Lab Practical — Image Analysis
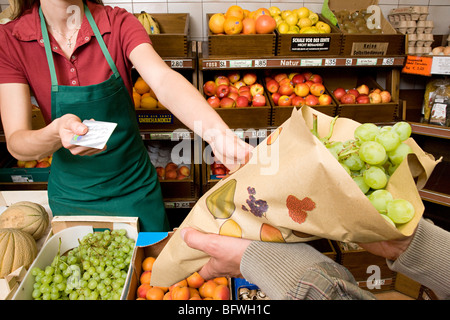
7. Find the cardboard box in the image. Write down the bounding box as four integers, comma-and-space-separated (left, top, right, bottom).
12, 216, 139, 300
322, 0, 405, 56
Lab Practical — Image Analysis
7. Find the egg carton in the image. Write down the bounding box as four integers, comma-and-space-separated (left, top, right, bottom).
388, 6, 429, 22
407, 46, 432, 55
407, 33, 434, 48
392, 20, 434, 35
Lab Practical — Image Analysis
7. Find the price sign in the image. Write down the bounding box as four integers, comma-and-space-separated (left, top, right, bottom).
402, 55, 432, 76
170, 60, 184, 68
430, 56, 450, 75
254, 59, 267, 68
229, 60, 253, 68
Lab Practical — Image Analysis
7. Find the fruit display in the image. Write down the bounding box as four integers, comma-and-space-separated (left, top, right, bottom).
0, 201, 49, 240
265, 70, 332, 107
136, 255, 230, 300
332, 85, 392, 105
268, 6, 331, 34
203, 71, 267, 108
15, 155, 52, 169
333, 9, 382, 34
210, 161, 230, 178
137, 11, 160, 35
0, 228, 38, 278
312, 116, 415, 227
29, 229, 134, 300
133, 77, 166, 109
147, 141, 191, 180
208, 5, 276, 35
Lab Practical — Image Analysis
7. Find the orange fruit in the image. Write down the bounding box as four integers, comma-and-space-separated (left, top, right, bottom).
140, 271, 152, 285
255, 15, 277, 34
134, 79, 150, 95
199, 280, 217, 299
254, 8, 271, 21
226, 5, 244, 21
133, 91, 141, 108
142, 256, 156, 272
209, 13, 226, 34
140, 96, 158, 109
223, 16, 243, 35
242, 17, 256, 34
146, 287, 165, 300
213, 277, 228, 286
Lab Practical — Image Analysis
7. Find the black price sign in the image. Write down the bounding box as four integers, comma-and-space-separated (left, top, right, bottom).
290, 37, 331, 52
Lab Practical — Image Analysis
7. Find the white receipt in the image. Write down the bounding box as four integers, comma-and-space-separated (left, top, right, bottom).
70, 120, 117, 149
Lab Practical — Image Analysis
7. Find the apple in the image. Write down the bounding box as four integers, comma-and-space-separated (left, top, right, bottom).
266, 79, 280, 93
236, 96, 249, 108
36, 160, 50, 168
278, 83, 294, 96
220, 97, 236, 108
207, 96, 220, 108
234, 80, 246, 90
309, 74, 323, 84
340, 93, 356, 104
178, 165, 190, 177
380, 90, 392, 103
203, 81, 217, 96
273, 73, 288, 83
228, 85, 238, 95
291, 74, 306, 85
215, 75, 230, 87
243, 72, 257, 85
250, 83, 264, 96
227, 71, 240, 84
292, 95, 305, 107
318, 94, 332, 105
356, 94, 370, 104
288, 72, 299, 80
252, 94, 266, 107
227, 92, 239, 101
304, 80, 314, 88
347, 88, 360, 98
310, 83, 325, 97
369, 92, 382, 104
155, 166, 165, 179
294, 83, 310, 97
239, 90, 252, 102
238, 85, 250, 93
277, 95, 292, 106
356, 84, 369, 95
302, 71, 313, 81
332, 87, 346, 100
271, 92, 281, 105
305, 94, 319, 106
165, 169, 177, 180
213, 167, 226, 175
216, 84, 230, 98
371, 88, 381, 94
16, 160, 27, 168
24, 160, 37, 168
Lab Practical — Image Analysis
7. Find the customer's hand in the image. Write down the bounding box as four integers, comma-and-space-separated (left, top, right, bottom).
357, 233, 414, 261
180, 227, 251, 280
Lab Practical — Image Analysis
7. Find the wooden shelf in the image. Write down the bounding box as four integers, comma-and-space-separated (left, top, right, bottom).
410, 122, 450, 139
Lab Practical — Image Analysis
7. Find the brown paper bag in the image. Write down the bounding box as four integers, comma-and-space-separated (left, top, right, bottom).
150, 106, 440, 287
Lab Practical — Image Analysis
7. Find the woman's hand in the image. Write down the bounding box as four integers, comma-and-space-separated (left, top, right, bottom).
180, 227, 251, 280
57, 114, 106, 156
357, 234, 414, 261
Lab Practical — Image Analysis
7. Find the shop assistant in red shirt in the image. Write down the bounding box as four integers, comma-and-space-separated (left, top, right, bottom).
0, 1, 150, 124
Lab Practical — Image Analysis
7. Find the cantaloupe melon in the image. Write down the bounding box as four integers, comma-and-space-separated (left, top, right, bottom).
0, 201, 49, 240
0, 228, 37, 278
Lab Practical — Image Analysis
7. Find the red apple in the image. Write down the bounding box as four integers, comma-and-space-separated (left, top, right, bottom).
318, 94, 332, 105
356, 94, 370, 104
309, 74, 323, 84
178, 165, 190, 177
220, 97, 235, 108
340, 93, 357, 104
380, 90, 391, 103
243, 72, 257, 85
368, 92, 382, 104
294, 83, 310, 97
278, 83, 294, 96
236, 95, 249, 108
238, 85, 250, 93
207, 96, 220, 108
356, 84, 369, 95
278, 95, 292, 106
36, 160, 51, 168
266, 79, 280, 93
278, 78, 292, 87
347, 88, 360, 98
239, 90, 252, 102
332, 87, 346, 100
302, 71, 313, 81
305, 94, 319, 106
304, 80, 314, 88
250, 83, 264, 96
273, 73, 288, 83
310, 83, 325, 97
292, 95, 305, 107
227, 71, 240, 84
271, 92, 281, 105
291, 74, 306, 85
228, 85, 238, 95
234, 80, 246, 90
203, 81, 217, 96
371, 88, 381, 94
215, 75, 230, 87
227, 92, 239, 101
216, 84, 230, 98
252, 94, 266, 107
288, 72, 299, 80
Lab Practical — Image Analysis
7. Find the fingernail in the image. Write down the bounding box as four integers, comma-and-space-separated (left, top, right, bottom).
179, 228, 186, 241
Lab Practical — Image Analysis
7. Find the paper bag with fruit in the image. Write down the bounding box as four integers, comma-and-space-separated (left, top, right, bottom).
150, 106, 440, 287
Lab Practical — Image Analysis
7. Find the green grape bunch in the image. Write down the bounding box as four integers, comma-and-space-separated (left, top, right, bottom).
30, 229, 135, 300
311, 115, 415, 229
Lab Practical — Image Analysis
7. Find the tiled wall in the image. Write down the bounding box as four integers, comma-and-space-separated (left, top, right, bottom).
1, 0, 449, 40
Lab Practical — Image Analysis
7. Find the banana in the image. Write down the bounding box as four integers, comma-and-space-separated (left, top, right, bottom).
146, 14, 160, 34
138, 11, 151, 35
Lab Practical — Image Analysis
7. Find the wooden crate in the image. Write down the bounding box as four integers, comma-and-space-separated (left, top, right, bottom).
135, 108, 188, 131
207, 14, 276, 58
276, 15, 342, 57
214, 103, 272, 129
309, 238, 338, 262
335, 241, 396, 292
135, 13, 189, 57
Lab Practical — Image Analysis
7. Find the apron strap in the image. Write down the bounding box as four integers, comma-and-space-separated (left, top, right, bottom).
39, 3, 120, 92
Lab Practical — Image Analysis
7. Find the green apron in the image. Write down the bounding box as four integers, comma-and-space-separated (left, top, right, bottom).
39, 5, 169, 232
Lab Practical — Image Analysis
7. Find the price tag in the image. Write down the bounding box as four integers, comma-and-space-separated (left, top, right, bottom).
430, 56, 450, 75
402, 55, 432, 76
345, 58, 353, 66
173, 131, 191, 140
301, 59, 322, 67
254, 59, 267, 68
356, 58, 378, 66
150, 132, 172, 140
251, 129, 267, 139
325, 58, 336, 66
170, 60, 184, 68
382, 58, 395, 66
229, 60, 253, 68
